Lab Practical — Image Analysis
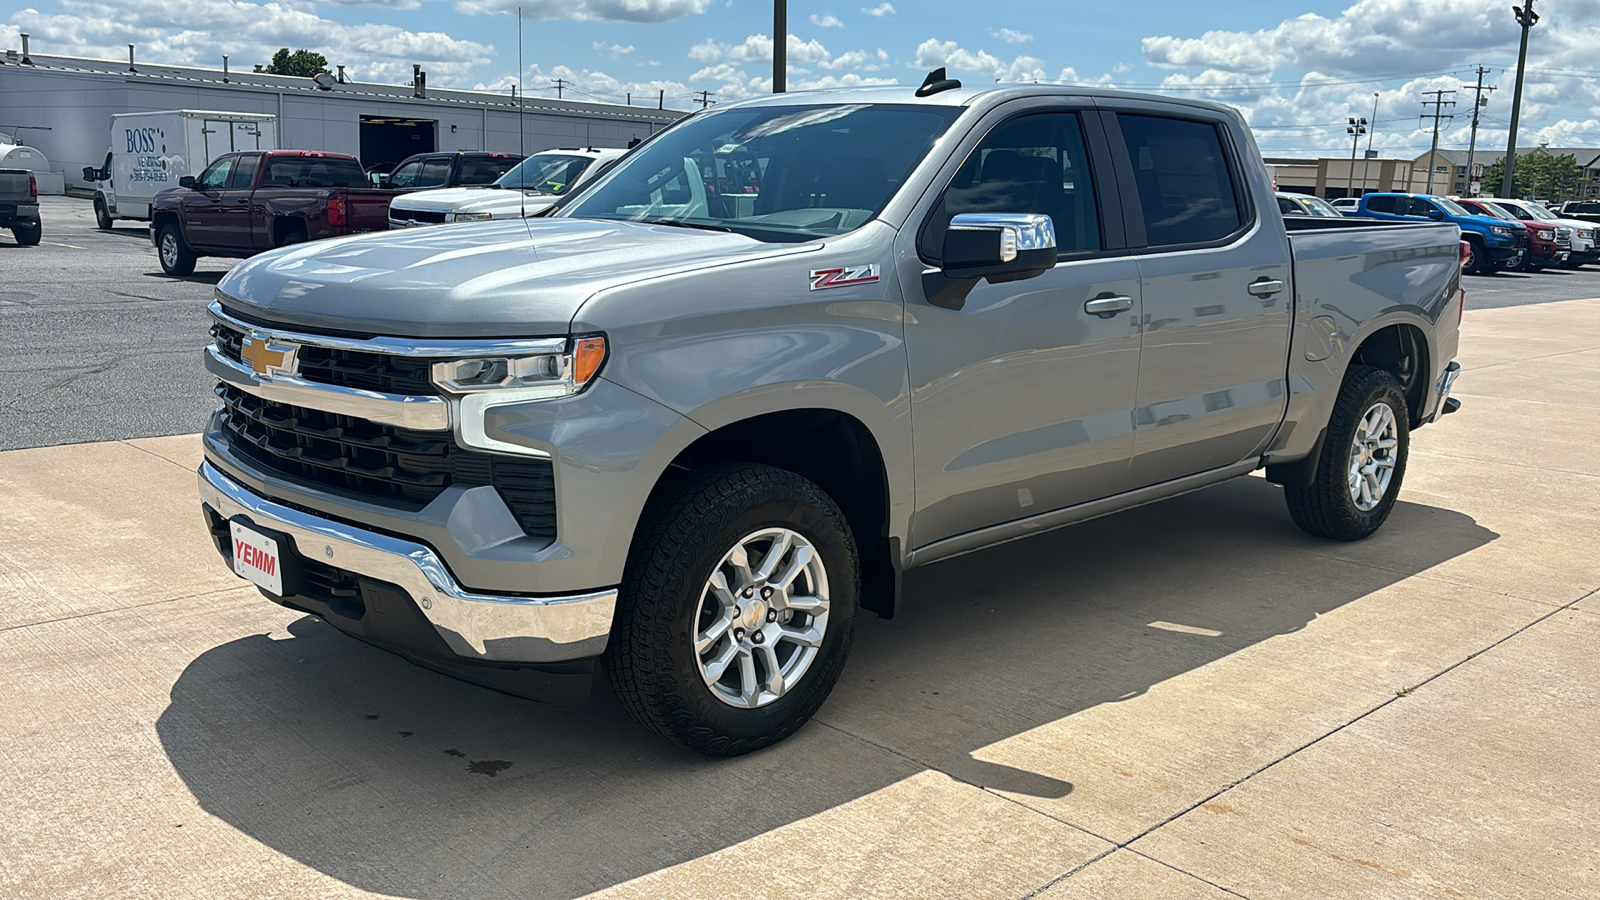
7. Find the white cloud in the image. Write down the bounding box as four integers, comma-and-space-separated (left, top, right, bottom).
476, 60, 693, 110
7, 0, 492, 84
455, 0, 711, 23
991, 28, 1031, 44
820, 48, 889, 72
690, 33, 831, 66
914, 38, 1047, 83
592, 41, 635, 58
863, 3, 894, 17
810, 13, 843, 28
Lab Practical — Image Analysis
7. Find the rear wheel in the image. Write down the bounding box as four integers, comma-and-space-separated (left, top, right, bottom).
1285, 366, 1410, 541
276, 225, 307, 247
94, 197, 113, 230
11, 220, 41, 246
156, 223, 196, 276
605, 463, 859, 756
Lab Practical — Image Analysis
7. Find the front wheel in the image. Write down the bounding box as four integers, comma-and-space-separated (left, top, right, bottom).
11, 221, 41, 246
605, 463, 859, 756
156, 223, 196, 276
1285, 366, 1410, 541
94, 198, 113, 230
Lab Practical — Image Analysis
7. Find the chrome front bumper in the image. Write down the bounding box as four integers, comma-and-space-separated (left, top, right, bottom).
199, 461, 615, 664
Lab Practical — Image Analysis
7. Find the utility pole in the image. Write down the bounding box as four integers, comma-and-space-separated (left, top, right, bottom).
1502, 0, 1540, 198
773, 0, 786, 92
1347, 116, 1367, 198
694, 90, 715, 109
1420, 89, 1456, 194
1463, 66, 1495, 196
1360, 92, 1379, 194
551, 78, 569, 100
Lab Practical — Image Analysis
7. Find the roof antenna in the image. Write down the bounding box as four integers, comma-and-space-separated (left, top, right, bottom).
916, 67, 961, 98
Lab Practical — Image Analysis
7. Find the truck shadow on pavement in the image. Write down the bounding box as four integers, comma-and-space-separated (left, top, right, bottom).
155, 476, 1495, 898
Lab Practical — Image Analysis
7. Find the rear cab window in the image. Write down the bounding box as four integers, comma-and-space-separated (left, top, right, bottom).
261, 156, 368, 189
457, 156, 521, 185
228, 154, 260, 190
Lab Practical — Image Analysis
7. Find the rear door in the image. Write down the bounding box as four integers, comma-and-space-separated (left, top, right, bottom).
181, 155, 235, 249
215, 152, 260, 250
900, 101, 1146, 548
416, 156, 453, 190
1099, 106, 1293, 486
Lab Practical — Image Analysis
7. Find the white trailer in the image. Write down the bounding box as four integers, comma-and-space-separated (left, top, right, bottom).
84, 110, 277, 227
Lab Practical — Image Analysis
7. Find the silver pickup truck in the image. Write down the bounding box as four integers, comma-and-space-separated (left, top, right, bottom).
198, 76, 1463, 755
0, 168, 41, 246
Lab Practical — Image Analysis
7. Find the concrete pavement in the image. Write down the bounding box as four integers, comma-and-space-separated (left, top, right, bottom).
2, 299, 1598, 898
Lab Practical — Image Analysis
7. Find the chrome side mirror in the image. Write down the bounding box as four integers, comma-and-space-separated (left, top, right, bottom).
943, 213, 1057, 282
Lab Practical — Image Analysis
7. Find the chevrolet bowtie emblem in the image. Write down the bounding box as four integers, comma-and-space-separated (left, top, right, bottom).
241, 333, 298, 378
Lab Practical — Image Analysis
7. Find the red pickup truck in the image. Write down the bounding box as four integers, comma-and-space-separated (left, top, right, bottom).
151, 150, 395, 276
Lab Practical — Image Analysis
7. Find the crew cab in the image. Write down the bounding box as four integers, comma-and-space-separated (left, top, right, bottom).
387, 148, 625, 228
151, 150, 395, 276
1559, 200, 1600, 226
196, 78, 1464, 756
1454, 197, 1569, 270
1492, 198, 1598, 269
1357, 192, 1522, 274
0, 168, 40, 246
378, 151, 524, 193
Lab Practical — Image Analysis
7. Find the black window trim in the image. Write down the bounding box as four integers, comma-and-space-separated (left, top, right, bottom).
1099, 108, 1258, 255
914, 103, 1129, 269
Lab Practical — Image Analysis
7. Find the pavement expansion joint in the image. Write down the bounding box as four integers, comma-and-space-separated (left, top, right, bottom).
0, 585, 246, 636
1407, 447, 1600, 482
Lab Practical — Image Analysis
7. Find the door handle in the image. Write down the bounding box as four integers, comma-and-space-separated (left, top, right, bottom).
1084, 295, 1134, 317
1248, 279, 1285, 297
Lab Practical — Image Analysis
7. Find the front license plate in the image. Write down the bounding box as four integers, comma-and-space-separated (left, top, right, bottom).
230, 520, 284, 596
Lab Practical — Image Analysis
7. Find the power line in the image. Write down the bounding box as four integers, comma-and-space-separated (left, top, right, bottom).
551, 78, 569, 99
693, 89, 715, 109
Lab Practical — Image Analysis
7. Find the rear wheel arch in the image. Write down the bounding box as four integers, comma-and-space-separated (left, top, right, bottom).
1348, 322, 1431, 427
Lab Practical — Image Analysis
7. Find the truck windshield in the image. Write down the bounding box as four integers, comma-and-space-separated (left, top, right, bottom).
1476, 202, 1519, 221
557, 103, 964, 242
262, 157, 367, 189
1434, 197, 1473, 217
1522, 202, 1561, 221
1300, 196, 1342, 217
497, 154, 594, 194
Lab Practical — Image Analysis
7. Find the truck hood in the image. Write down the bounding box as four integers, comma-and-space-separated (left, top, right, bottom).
389, 186, 506, 212
217, 218, 818, 337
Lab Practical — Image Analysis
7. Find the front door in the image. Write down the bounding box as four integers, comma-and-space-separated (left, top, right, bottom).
900, 106, 1144, 549
215, 152, 260, 250
181, 156, 234, 249
1100, 107, 1293, 486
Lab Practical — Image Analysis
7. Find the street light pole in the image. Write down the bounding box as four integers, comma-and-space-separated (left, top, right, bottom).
1347, 116, 1367, 198
1360, 92, 1379, 194
1502, 0, 1539, 198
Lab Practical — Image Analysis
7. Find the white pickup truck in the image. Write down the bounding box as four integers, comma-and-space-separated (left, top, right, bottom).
387, 148, 625, 227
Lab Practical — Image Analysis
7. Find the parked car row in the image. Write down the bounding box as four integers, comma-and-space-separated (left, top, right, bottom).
1283, 191, 1598, 275
149, 147, 629, 274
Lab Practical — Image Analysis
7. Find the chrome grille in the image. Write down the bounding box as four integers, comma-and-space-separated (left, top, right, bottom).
212, 320, 439, 396
389, 207, 447, 224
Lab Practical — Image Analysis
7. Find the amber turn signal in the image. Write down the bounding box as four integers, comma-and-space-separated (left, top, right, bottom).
572, 336, 607, 386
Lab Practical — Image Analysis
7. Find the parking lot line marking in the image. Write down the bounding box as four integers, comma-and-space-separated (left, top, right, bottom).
41, 240, 88, 250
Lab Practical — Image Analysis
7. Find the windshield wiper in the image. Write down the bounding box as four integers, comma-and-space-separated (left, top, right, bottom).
640, 217, 737, 233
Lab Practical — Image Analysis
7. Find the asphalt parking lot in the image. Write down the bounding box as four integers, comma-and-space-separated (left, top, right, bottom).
2, 196, 1599, 898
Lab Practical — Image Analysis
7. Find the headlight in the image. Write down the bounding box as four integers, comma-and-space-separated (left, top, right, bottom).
449, 211, 494, 222
431, 335, 607, 400
1490, 226, 1512, 236
1536, 229, 1554, 240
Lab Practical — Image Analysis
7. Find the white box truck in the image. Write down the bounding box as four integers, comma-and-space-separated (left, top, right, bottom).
82, 110, 277, 227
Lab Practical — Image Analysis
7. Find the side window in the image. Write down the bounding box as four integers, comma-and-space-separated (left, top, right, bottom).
1277, 197, 1299, 216
1365, 195, 1396, 214
196, 158, 234, 191
228, 154, 259, 190
920, 110, 1102, 260
1115, 114, 1244, 247
1407, 198, 1437, 217
417, 158, 452, 187
388, 160, 422, 188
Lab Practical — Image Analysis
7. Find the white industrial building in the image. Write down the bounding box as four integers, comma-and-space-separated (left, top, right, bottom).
0, 40, 685, 194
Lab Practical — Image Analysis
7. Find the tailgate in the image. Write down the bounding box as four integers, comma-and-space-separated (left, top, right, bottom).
343, 190, 396, 231
0, 169, 31, 202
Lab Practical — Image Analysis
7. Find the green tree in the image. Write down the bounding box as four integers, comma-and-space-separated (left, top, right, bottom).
1481, 152, 1583, 201
263, 48, 328, 78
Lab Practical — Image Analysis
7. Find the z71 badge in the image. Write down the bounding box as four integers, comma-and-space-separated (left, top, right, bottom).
809, 264, 881, 291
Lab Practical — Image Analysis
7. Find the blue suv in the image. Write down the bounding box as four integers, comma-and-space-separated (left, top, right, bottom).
1356, 193, 1524, 274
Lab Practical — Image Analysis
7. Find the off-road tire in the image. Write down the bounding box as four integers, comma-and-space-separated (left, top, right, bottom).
11, 221, 41, 246
156, 223, 196, 276
94, 198, 113, 230
1285, 366, 1410, 541
605, 463, 859, 756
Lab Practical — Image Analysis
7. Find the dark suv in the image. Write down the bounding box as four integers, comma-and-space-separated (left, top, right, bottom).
379, 152, 525, 192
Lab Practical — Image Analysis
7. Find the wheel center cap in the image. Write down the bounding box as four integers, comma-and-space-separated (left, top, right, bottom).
743, 600, 766, 629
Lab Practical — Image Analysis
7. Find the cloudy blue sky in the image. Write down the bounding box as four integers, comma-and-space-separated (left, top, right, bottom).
6, 0, 1600, 157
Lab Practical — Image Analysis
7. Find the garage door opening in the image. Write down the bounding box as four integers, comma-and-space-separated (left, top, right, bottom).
359, 116, 436, 171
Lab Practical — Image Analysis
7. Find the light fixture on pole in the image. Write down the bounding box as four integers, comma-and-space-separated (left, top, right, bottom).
1501, 0, 1539, 198
1347, 116, 1367, 198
